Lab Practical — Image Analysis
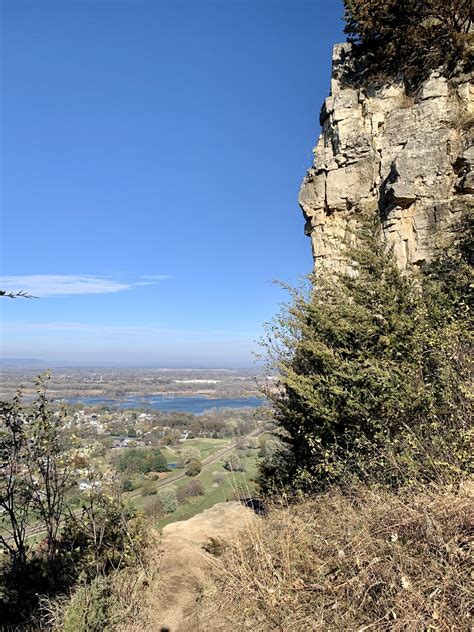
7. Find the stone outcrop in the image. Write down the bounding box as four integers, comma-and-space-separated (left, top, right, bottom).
299, 44, 473, 270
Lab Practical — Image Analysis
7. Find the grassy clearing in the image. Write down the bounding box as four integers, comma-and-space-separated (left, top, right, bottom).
180, 437, 230, 459
160, 438, 230, 464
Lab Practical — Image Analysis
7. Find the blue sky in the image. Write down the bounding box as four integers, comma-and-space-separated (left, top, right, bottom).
1, 0, 344, 367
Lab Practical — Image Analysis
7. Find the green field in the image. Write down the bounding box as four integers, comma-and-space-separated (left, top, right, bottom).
160, 437, 230, 464
131, 448, 261, 529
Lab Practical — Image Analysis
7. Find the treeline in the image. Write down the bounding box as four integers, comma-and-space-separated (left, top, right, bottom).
143, 409, 259, 446
115, 447, 168, 475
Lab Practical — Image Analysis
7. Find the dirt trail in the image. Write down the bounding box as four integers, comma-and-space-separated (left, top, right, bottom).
146, 502, 256, 632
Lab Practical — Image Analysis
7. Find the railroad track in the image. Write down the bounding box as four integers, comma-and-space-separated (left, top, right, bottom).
18, 428, 263, 540
127, 430, 262, 499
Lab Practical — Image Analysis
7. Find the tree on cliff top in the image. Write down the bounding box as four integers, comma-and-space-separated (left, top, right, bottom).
343, 0, 472, 88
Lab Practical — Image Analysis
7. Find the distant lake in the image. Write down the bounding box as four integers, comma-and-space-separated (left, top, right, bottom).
60, 395, 265, 414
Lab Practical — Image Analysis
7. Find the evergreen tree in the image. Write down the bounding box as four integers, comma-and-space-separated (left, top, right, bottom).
260, 220, 473, 493
342, 0, 472, 89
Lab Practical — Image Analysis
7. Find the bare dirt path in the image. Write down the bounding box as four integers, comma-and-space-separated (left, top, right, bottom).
140, 502, 256, 632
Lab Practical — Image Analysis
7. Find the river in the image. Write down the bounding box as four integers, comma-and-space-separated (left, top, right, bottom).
60, 394, 265, 414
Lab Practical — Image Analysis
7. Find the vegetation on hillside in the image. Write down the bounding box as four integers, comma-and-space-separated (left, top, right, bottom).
342, 0, 472, 89
200, 485, 473, 630
196, 217, 472, 630
0, 378, 150, 628
259, 218, 473, 494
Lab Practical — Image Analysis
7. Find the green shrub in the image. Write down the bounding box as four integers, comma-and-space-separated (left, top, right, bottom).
62, 577, 119, 632
185, 459, 202, 477
145, 449, 168, 472
157, 487, 178, 514
180, 446, 201, 464
177, 486, 190, 504
185, 479, 204, 497
121, 479, 134, 492
59, 486, 149, 579
260, 219, 473, 493
224, 453, 244, 472
140, 481, 156, 497
177, 479, 204, 504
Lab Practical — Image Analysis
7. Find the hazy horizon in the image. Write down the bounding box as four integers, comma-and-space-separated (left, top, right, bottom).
0, 357, 262, 370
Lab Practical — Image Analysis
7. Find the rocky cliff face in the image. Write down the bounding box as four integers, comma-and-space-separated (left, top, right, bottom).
299, 44, 473, 270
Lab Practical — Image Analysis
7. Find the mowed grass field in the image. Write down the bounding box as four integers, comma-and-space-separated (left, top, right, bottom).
160, 437, 230, 464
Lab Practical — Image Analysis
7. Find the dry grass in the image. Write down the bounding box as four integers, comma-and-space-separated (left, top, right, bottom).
199, 483, 473, 631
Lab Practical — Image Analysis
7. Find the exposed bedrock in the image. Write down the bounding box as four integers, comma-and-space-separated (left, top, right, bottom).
299, 43, 473, 270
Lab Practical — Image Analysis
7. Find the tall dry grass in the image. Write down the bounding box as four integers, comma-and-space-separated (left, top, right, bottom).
199, 483, 473, 631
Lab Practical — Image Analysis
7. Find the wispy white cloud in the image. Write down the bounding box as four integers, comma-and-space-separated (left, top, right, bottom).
0, 274, 171, 297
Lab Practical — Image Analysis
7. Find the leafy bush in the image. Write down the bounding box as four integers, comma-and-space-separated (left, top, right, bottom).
185, 479, 204, 497
157, 487, 178, 514
121, 479, 134, 492
177, 486, 191, 504
258, 438, 280, 459
180, 446, 201, 464
342, 0, 472, 89
62, 577, 119, 632
145, 449, 169, 472
176, 480, 204, 504
224, 453, 244, 472
140, 481, 156, 496
185, 459, 202, 477
59, 482, 149, 580
259, 220, 473, 494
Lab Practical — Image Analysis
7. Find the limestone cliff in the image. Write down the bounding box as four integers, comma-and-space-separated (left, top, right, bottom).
299, 44, 473, 270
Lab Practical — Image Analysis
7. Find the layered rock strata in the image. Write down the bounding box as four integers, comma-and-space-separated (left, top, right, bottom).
299, 44, 473, 270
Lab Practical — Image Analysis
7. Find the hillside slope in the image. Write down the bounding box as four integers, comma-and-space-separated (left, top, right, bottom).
121, 502, 257, 632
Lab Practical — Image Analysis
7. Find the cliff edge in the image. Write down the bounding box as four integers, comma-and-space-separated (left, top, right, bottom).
299, 43, 473, 270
